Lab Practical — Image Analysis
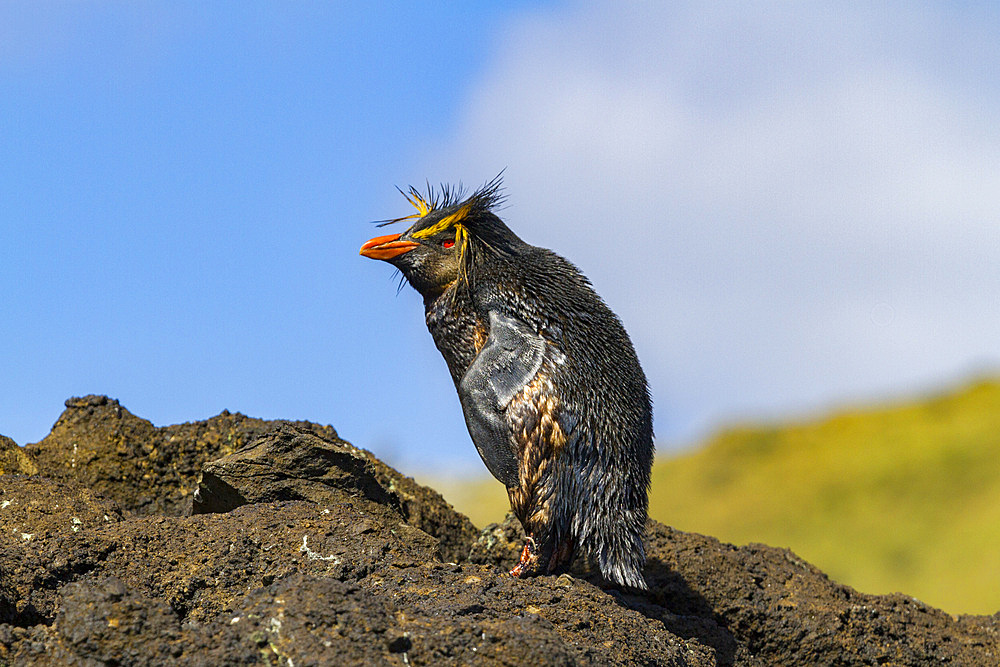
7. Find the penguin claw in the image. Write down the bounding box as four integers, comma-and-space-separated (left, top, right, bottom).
509, 537, 537, 578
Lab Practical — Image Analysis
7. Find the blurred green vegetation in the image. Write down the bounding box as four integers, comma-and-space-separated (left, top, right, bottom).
424, 377, 1000, 615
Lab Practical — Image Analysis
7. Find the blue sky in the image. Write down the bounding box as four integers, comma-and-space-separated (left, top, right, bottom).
2, 2, 998, 478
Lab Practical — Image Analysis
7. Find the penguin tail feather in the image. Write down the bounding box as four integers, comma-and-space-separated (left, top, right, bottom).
601, 556, 648, 590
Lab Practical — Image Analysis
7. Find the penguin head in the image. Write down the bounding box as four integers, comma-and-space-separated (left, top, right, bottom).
360, 175, 523, 299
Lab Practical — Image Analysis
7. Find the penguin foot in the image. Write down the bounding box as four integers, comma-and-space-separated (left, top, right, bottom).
509, 536, 538, 578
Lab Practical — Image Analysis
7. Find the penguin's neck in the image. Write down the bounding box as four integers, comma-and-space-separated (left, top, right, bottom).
423, 282, 486, 387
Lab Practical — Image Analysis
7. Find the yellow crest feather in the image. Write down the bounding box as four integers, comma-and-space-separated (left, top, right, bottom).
403, 188, 433, 217
410, 203, 473, 239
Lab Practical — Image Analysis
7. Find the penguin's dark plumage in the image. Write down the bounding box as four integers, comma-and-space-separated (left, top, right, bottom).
360, 176, 653, 588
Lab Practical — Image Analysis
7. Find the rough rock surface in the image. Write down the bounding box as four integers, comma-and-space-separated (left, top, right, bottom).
191, 421, 477, 564
0, 436, 35, 476
23, 395, 329, 516
1, 396, 997, 665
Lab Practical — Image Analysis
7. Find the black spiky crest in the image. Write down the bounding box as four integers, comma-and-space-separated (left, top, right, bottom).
376, 173, 506, 231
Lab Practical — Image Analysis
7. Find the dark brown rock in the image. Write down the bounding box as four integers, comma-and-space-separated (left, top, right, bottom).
23, 395, 301, 515
643, 522, 999, 665
0, 476, 128, 626
0, 435, 36, 476
22, 395, 478, 562
191, 421, 399, 512
0, 497, 437, 629
2, 396, 998, 666
41, 578, 184, 665
192, 421, 478, 564
0, 493, 711, 664
467, 512, 526, 572
377, 564, 714, 665
0, 476, 127, 543
218, 569, 708, 666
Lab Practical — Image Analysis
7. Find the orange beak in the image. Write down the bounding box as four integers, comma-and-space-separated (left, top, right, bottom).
359, 233, 420, 261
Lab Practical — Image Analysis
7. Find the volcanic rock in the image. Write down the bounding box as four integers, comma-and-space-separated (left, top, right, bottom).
191, 421, 477, 564
23, 395, 330, 516
0, 396, 996, 666
0, 435, 35, 476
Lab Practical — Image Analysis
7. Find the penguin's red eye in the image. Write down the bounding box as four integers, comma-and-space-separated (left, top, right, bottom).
441, 239, 455, 249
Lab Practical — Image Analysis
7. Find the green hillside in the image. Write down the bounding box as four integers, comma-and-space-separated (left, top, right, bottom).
424, 377, 1000, 615
650, 378, 1000, 615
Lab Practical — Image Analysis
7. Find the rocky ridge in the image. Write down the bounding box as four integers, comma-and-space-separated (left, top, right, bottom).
0, 396, 996, 665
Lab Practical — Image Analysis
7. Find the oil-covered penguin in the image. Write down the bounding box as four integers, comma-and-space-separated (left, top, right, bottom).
360, 177, 653, 588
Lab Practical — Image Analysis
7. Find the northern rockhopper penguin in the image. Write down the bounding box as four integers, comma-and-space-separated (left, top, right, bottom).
360, 176, 654, 589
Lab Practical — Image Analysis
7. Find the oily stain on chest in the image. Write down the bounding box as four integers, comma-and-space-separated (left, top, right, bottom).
507, 373, 571, 528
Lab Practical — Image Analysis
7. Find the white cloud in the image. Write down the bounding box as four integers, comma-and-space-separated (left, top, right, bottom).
418, 2, 1000, 443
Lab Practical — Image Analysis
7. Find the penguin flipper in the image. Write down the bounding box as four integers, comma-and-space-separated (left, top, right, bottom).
459, 310, 546, 488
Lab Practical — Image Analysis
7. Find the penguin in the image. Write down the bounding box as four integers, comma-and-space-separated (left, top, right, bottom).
360, 176, 653, 589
